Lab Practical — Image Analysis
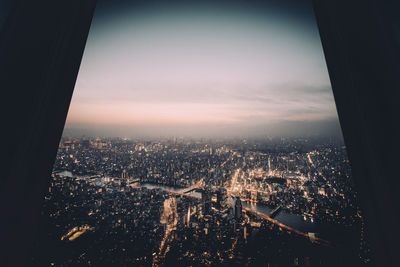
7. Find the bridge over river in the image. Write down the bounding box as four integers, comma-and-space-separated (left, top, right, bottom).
55, 172, 335, 247
138, 183, 335, 247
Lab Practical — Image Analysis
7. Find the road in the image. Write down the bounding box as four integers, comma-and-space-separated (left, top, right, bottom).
131, 184, 335, 247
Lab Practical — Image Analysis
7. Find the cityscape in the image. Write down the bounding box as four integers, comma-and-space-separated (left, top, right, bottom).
31, 136, 372, 266
30, 1, 373, 265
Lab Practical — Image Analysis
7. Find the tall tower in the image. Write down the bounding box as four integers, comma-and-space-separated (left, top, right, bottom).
216, 188, 227, 209
234, 196, 242, 221
268, 156, 272, 176
268, 156, 271, 171
186, 206, 191, 226
202, 189, 212, 215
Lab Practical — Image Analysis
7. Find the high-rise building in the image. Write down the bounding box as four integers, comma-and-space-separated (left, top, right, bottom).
186, 206, 191, 226
268, 156, 273, 176
268, 156, 271, 171
287, 159, 296, 172
160, 197, 178, 225
202, 189, 212, 215
234, 196, 242, 221
216, 188, 227, 209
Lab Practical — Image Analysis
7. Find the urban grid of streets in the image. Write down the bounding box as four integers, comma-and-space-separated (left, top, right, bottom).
32, 137, 372, 266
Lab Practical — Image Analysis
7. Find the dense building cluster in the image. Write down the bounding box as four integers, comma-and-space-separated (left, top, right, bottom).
31, 137, 372, 266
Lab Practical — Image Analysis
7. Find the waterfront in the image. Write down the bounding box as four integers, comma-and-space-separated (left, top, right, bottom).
141, 182, 348, 243
52, 173, 347, 243
34, 137, 371, 266
54, 175, 319, 234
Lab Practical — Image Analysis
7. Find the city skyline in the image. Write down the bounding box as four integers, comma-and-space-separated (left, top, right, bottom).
15, 2, 372, 266
32, 136, 371, 266
64, 0, 341, 138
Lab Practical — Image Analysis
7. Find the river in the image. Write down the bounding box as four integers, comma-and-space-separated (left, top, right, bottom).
141, 183, 320, 233
54, 171, 346, 241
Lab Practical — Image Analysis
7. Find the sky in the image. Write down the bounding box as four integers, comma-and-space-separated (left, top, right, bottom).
64, 0, 342, 139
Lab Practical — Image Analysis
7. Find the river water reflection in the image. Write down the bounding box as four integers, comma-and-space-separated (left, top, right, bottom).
141, 183, 320, 234
54, 172, 338, 239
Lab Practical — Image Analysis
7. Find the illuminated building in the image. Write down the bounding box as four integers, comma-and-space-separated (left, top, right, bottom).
287, 159, 296, 172
186, 205, 191, 227
216, 188, 227, 209
201, 189, 212, 215
234, 196, 242, 221
268, 156, 271, 174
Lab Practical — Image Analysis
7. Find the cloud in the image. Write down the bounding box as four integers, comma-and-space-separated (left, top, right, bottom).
64, 0, 340, 138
